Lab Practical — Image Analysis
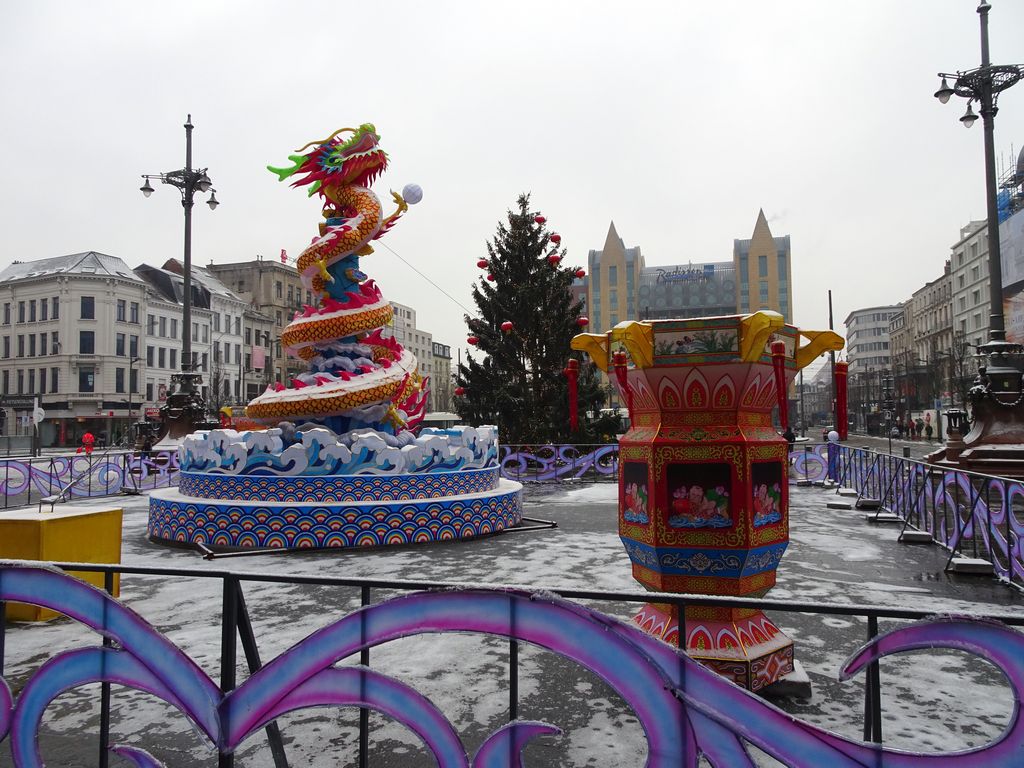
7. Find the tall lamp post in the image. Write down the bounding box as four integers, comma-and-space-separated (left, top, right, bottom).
127, 355, 141, 445
930, 2, 1024, 474
139, 115, 221, 443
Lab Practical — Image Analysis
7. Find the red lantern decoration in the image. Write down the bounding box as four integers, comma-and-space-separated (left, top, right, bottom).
501, 321, 514, 332
575, 268, 586, 279
534, 215, 546, 224
547, 253, 562, 266
576, 316, 589, 327
486, 274, 495, 281
455, 386, 465, 396
550, 233, 562, 244
467, 336, 479, 346
476, 259, 489, 269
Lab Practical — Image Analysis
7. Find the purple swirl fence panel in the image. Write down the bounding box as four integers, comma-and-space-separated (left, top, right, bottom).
0, 451, 180, 509
839, 446, 1024, 589
2, 563, 1024, 766
499, 444, 619, 482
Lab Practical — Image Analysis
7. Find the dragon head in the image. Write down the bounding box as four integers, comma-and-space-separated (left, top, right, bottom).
268, 123, 388, 198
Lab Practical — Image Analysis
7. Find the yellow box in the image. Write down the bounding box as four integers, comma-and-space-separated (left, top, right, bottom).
0, 506, 123, 621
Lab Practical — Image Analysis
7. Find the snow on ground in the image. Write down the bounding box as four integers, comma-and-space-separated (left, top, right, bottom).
1, 481, 1023, 766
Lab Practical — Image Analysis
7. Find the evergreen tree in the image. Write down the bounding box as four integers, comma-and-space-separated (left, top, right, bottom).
455, 194, 607, 444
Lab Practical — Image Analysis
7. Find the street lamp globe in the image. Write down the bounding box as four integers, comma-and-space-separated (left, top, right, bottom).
934, 77, 954, 103
139, 178, 154, 197
959, 102, 978, 128
207, 190, 219, 210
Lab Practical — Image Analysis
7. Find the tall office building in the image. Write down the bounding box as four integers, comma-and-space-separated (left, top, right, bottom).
586, 222, 644, 331
733, 210, 792, 322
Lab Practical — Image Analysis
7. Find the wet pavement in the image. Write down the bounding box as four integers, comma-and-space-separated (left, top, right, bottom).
1, 480, 1023, 766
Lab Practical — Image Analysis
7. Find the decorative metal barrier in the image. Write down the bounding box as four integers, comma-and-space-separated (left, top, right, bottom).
498, 444, 619, 483
830, 446, 1024, 591
0, 452, 180, 510
1, 562, 1023, 767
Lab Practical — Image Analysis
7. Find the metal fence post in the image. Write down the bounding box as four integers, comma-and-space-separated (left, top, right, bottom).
220, 576, 239, 768
98, 569, 115, 768
360, 585, 371, 768
862, 614, 883, 744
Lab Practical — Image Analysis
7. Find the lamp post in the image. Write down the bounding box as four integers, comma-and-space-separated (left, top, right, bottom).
139, 114, 219, 396
934, 2, 1022, 346
127, 355, 141, 446
140, 115, 221, 444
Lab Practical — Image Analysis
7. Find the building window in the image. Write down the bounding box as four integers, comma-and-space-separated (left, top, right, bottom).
130, 335, 139, 358
148, 314, 156, 334
130, 301, 139, 324
17, 370, 23, 394
608, 265, 618, 286
18, 302, 25, 323
758, 255, 768, 277
147, 346, 155, 366
28, 369, 35, 393
170, 349, 177, 370
115, 367, 125, 393
160, 317, 167, 337
29, 300, 36, 322
276, 281, 283, 299
116, 333, 126, 356
52, 331, 59, 355
234, 317, 240, 335
79, 367, 95, 393
1, 336, 7, 358
40, 298, 48, 321
116, 299, 126, 322
50, 368, 58, 393
28, 335, 36, 357
130, 367, 138, 394
81, 296, 95, 319
146, 382, 154, 400
158, 348, 166, 368
2, 303, 9, 324
171, 318, 178, 339
213, 314, 221, 333
80, 330, 95, 354
52, 297, 59, 320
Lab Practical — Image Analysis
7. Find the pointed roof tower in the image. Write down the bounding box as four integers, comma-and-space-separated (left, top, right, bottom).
603, 221, 625, 257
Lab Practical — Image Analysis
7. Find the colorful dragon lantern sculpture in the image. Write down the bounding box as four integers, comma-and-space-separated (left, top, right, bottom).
246, 123, 427, 433
147, 125, 523, 552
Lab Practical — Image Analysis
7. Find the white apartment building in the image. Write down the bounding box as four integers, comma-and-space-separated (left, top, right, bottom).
429, 341, 453, 413
0, 252, 148, 447
387, 301, 433, 378
950, 221, 989, 349
843, 305, 901, 375
910, 265, 954, 365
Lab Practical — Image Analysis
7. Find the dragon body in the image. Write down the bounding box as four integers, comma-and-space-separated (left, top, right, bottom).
246, 124, 425, 432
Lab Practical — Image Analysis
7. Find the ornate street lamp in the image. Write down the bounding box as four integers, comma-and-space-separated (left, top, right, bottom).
929, 2, 1024, 475
139, 115, 221, 444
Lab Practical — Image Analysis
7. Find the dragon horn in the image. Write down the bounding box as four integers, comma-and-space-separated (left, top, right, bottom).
294, 127, 358, 152
266, 153, 308, 182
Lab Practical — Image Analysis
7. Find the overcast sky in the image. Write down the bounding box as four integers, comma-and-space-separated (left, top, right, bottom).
2, 1, 1022, 371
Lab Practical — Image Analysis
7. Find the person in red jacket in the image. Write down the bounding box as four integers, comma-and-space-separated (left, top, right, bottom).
77, 431, 95, 455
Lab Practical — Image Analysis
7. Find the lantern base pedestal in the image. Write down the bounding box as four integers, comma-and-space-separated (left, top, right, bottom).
633, 602, 794, 692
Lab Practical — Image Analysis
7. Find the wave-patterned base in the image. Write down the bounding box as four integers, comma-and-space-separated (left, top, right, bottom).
178, 466, 500, 502
147, 479, 523, 551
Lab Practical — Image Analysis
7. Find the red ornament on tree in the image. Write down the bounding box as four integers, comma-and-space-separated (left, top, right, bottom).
455, 386, 465, 396
576, 316, 589, 327
550, 233, 561, 244
486, 274, 495, 281
575, 268, 586, 278
547, 253, 562, 266
476, 259, 489, 269
467, 336, 479, 346
534, 215, 546, 224
501, 321, 514, 332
